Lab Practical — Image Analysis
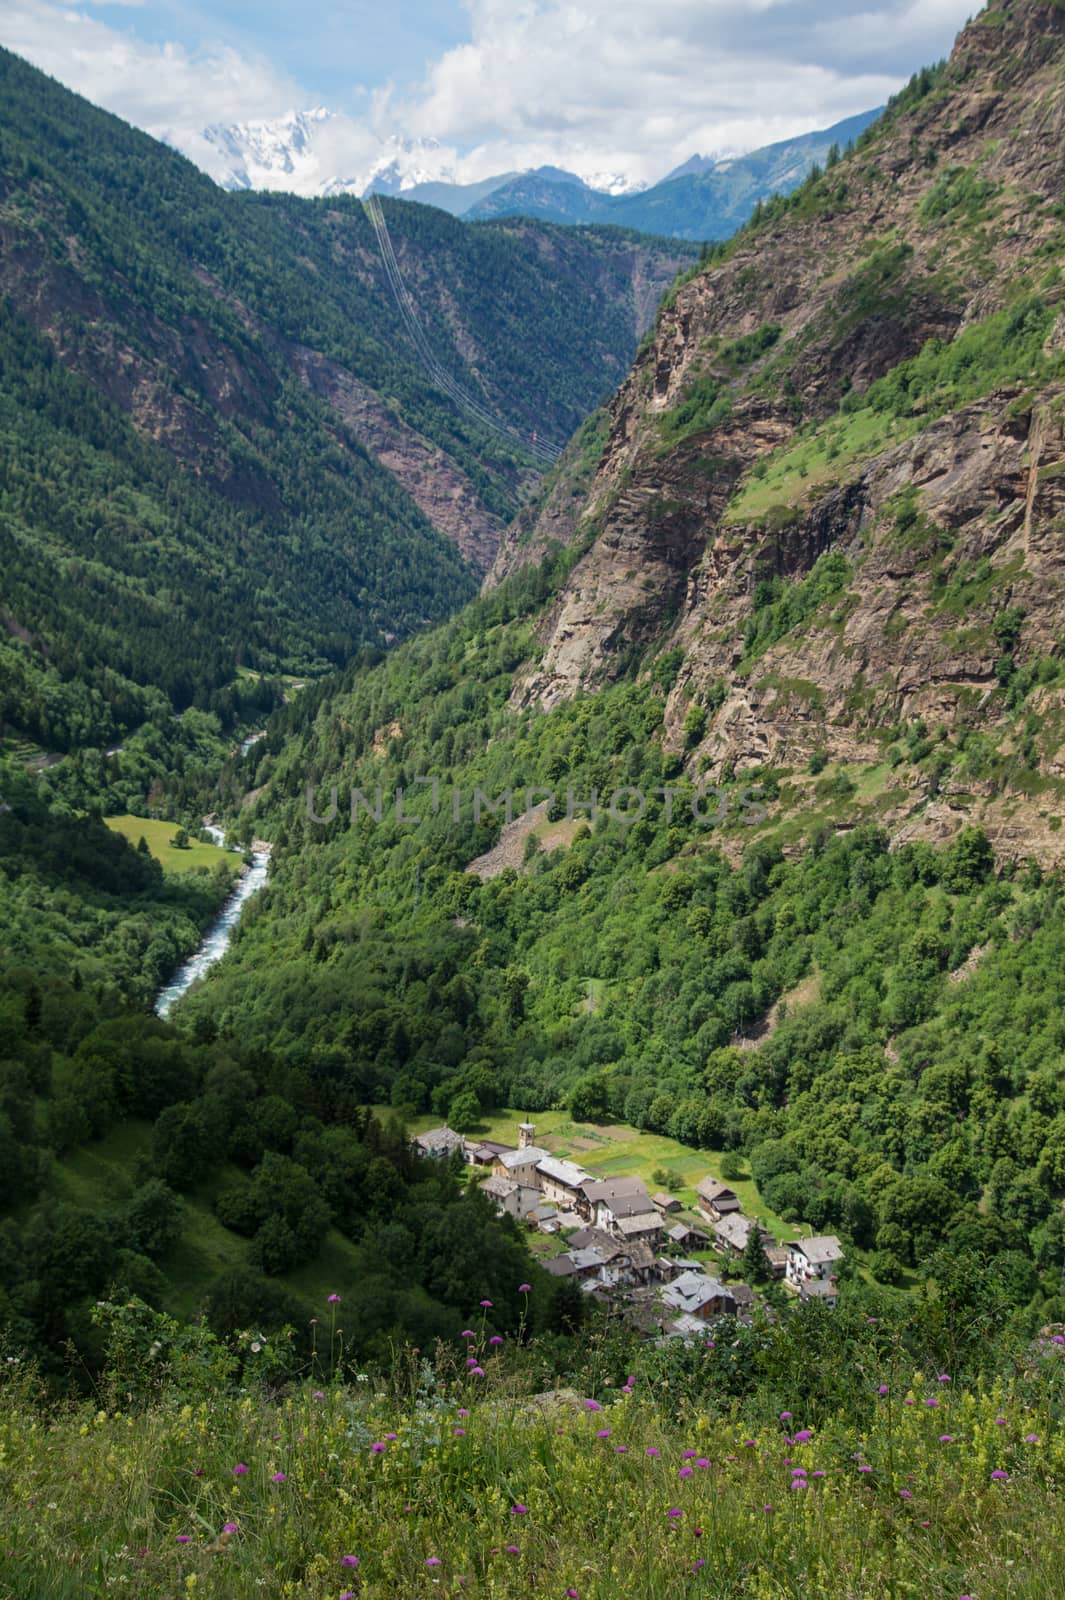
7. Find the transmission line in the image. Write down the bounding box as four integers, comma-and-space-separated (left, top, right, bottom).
361, 194, 563, 466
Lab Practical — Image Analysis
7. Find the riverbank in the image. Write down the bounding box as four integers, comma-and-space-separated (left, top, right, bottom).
154, 829, 270, 1017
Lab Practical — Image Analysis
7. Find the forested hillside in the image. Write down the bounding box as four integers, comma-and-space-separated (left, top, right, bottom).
153, 0, 1065, 1329
501, 0, 1065, 879
0, 45, 695, 754
7, 0, 1065, 1422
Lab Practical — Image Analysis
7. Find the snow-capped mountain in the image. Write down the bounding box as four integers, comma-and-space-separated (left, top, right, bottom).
576, 170, 648, 196
186, 110, 643, 203
326, 137, 459, 198
192, 112, 459, 198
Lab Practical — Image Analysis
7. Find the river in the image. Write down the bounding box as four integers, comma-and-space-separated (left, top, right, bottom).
153, 825, 270, 1018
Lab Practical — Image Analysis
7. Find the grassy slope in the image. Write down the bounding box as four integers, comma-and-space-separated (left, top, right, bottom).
2, 1358, 1063, 1599
51, 1121, 361, 1318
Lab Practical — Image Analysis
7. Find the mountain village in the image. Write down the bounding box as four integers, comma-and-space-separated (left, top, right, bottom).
414, 1121, 844, 1336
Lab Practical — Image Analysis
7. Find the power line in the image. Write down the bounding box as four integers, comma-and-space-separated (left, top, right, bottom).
361, 194, 564, 467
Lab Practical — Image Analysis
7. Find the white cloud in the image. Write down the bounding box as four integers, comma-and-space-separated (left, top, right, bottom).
0, 0, 298, 172
403, 0, 976, 183
0, 0, 978, 190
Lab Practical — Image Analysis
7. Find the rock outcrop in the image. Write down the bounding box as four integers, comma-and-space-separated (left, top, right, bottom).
496, 0, 1065, 863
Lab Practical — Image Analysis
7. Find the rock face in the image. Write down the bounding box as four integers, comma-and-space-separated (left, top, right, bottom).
292, 347, 504, 569
502, 0, 1065, 856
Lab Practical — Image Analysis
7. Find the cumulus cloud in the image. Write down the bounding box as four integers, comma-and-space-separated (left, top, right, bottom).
405, 0, 975, 182
0, 0, 299, 175
0, 0, 977, 188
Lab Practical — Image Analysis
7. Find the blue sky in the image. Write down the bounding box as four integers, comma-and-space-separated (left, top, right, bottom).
1, 0, 979, 188
115, 0, 470, 105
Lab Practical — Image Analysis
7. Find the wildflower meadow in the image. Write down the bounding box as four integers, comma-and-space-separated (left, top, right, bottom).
2, 1292, 1065, 1599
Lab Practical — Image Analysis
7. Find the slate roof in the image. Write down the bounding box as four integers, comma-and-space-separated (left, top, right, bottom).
497, 1145, 551, 1170
789, 1235, 844, 1265
414, 1127, 465, 1156
535, 1156, 591, 1189
659, 1270, 731, 1315
582, 1176, 650, 1204
616, 1212, 664, 1238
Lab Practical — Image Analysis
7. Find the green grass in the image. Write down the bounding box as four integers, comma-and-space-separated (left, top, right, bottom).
724, 407, 916, 525
2, 1358, 1063, 1599
104, 815, 239, 875
51, 1124, 358, 1318
402, 1108, 792, 1242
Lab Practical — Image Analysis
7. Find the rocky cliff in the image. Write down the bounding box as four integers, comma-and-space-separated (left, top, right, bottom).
500, 0, 1065, 860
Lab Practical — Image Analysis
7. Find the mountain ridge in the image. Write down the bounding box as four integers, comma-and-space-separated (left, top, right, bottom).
0, 43, 695, 752
191, 108, 882, 239
498, 0, 1065, 864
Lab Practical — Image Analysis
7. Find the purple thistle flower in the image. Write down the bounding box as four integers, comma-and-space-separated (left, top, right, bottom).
471, 1366, 485, 1377
271, 1472, 287, 1483
924, 1397, 939, 1408
457, 1408, 468, 1416
763, 1504, 774, 1512
779, 1411, 792, 1421
466, 1357, 479, 1367
793, 1429, 812, 1443
232, 1463, 249, 1476
994, 1417, 1007, 1426
812, 1470, 825, 1478
937, 1373, 951, 1384
518, 1283, 531, 1293
341, 1555, 360, 1568
695, 1457, 710, 1469
461, 1329, 475, 1339
454, 1427, 466, 1436
646, 1447, 660, 1458
510, 1504, 527, 1515
426, 1556, 441, 1566
385, 1433, 398, 1441
682, 1449, 697, 1459
877, 1385, 889, 1396
791, 1468, 807, 1477
858, 1465, 873, 1474
479, 1299, 493, 1308
900, 1490, 913, 1500
693, 1559, 706, 1572
327, 1293, 341, 1304
505, 1544, 520, 1555
991, 1469, 1009, 1481
222, 1522, 238, 1535
489, 1335, 503, 1346
596, 1428, 611, 1438
678, 1466, 693, 1479
176, 1534, 191, 1544
370, 1441, 387, 1454
584, 1399, 602, 1411
790, 1479, 806, 1490
565, 1590, 579, 1599
616, 1445, 628, 1454
939, 1435, 953, 1444
667, 1508, 682, 1518
1025, 1433, 1039, 1443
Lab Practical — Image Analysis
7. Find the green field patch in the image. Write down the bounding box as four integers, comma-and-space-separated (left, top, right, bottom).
104, 815, 239, 876
402, 1108, 792, 1240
